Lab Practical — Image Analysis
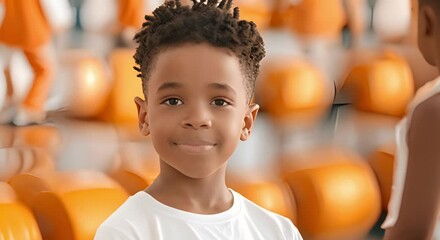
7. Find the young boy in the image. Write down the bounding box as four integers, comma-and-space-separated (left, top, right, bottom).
94, 0, 303, 239
382, 0, 440, 239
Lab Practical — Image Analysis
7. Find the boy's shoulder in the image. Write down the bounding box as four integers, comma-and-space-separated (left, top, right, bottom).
231, 189, 303, 239
234, 190, 290, 222
99, 191, 152, 226
95, 191, 152, 239
415, 91, 440, 113
411, 89, 440, 125
409, 76, 440, 128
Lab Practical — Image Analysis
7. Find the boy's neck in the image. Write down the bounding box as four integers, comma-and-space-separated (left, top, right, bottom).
145, 161, 233, 214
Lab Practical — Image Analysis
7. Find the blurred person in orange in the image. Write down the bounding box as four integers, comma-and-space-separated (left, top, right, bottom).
0, 0, 71, 125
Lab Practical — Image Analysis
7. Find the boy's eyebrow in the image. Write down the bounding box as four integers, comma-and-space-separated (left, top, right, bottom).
156, 82, 183, 92
208, 83, 236, 96
157, 82, 237, 96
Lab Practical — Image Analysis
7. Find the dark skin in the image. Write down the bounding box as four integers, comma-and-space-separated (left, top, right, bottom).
134, 44, 259, 214
384, 1, 440, 239
384, 96, 440, 239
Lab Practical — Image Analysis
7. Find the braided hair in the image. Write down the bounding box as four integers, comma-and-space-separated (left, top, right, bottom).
133, 0, 265, 100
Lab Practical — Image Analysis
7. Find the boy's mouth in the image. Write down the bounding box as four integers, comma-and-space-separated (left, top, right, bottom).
173, 141, 216, 153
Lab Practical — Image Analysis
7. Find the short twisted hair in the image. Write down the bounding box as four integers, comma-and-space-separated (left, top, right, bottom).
133, 0, 266, 100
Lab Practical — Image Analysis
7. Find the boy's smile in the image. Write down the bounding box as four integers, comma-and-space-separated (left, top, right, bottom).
173, 141, 216, 154
135, 43, 259, 179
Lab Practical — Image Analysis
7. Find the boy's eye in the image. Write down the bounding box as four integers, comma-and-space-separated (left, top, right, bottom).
163, 98, 183, 106
212, 99, 229, 106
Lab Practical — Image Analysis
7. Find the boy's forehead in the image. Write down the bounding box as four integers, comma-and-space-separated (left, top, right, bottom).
146, 44, 248, 96
156, 43, 236, 63
151, 44, 244, 80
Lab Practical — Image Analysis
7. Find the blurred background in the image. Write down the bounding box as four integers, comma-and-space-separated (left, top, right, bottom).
0, 0, 437, 239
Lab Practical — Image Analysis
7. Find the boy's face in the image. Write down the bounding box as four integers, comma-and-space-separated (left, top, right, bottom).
135, 43, 259, 179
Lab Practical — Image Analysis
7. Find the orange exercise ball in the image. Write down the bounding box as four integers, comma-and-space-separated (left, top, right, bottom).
282, 147, 381, 240
0, 182, 42, 240
60, 50, 111, 119
9, 170, 128, 240
283, 0, 346, 39
342, 51, 414, 117
257, 59, 333, 126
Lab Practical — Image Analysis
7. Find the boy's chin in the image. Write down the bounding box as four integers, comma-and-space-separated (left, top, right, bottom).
177, 167, 225, 180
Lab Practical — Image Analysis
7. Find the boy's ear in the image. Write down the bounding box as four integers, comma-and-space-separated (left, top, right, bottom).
240, 103, 259, 141
418, 5, 437, 65
134, 97, 150, 136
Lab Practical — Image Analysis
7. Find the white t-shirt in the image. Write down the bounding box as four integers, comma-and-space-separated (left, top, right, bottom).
382, 76, 440, 239
94, 189, 303, 240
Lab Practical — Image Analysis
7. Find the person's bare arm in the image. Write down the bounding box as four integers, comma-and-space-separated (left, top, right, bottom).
384, 94, 440, 240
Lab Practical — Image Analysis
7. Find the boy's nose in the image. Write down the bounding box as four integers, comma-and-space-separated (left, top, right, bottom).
181, 106, 212, 129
